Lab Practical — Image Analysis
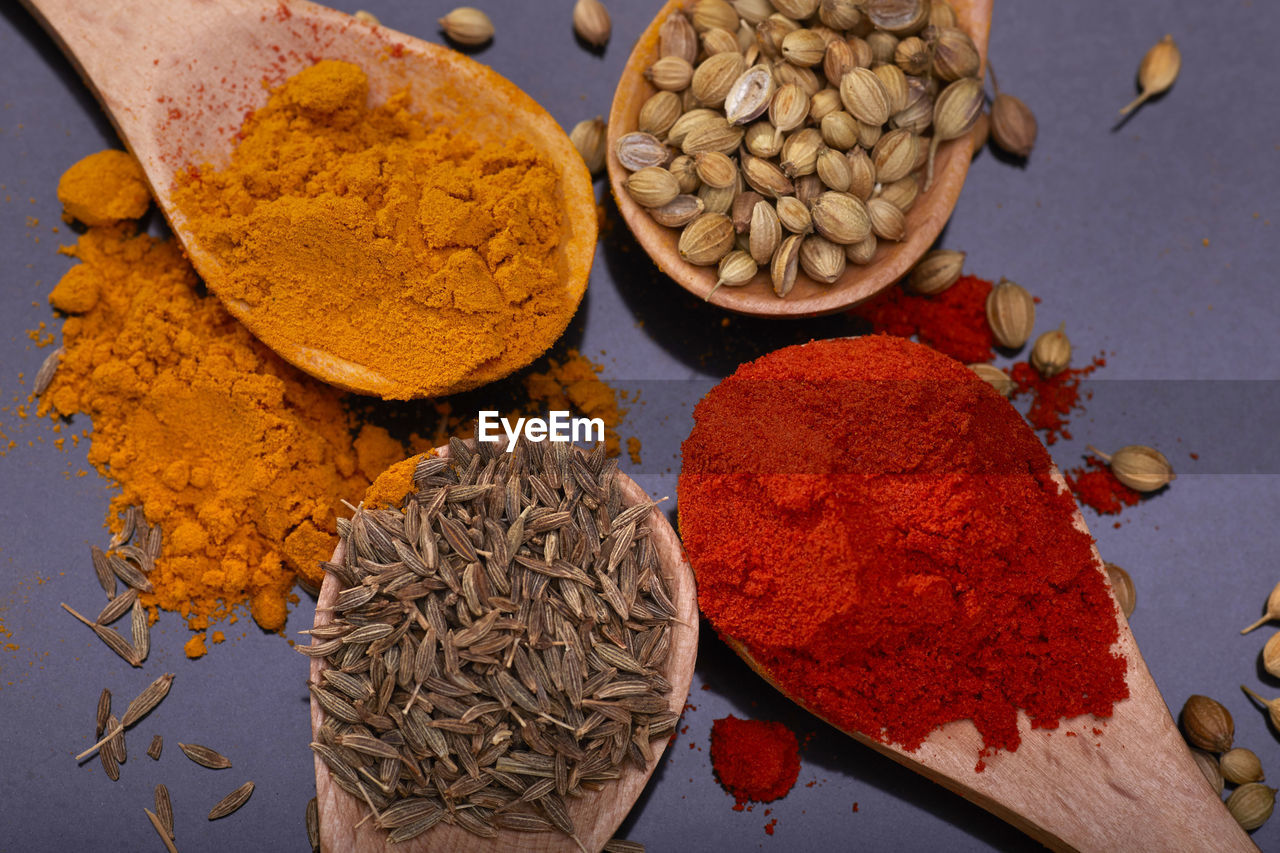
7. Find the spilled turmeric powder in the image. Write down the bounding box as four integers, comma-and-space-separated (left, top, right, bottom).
172, 60, 578, 400
42, 182, 400, 638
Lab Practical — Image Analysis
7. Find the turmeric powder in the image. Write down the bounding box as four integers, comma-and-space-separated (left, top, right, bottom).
172, 60, 577, 401
56, 150, 150, 226
42, 204, 401, 639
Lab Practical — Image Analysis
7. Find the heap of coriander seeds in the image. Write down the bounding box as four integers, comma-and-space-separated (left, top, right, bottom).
304, 436, 679, 845
617, 0, 984, 297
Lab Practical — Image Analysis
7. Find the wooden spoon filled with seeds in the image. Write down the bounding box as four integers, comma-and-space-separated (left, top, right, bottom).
22, 0, 596, 399
608, 0, 992, 316
306, 437, 698, 852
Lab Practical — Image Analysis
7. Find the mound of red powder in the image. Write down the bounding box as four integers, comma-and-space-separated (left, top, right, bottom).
679, 336, 1128, 762
710, 716, 800, 808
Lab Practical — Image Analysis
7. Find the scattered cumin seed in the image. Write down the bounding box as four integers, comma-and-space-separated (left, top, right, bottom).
178, 742, 232, 770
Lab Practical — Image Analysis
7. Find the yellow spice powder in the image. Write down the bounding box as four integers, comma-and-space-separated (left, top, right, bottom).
42, 211, 401, 636
172, 60, 574, 400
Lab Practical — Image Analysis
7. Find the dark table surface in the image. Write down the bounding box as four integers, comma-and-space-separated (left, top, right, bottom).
2, 1, 1279, 851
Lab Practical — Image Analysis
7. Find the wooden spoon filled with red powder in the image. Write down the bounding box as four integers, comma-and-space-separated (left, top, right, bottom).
678, 336, 1252, 851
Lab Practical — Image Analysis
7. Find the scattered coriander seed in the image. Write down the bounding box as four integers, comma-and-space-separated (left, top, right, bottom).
1242, 581, 1280, 635
1088, 445, 1176, 492
1192, 748, 1225, 796
985, 278, 1035, 349
1030, 323, 1071, 377
352, 9, 379, 26
573, 0, 612, 47
988, 66, 1036, 158
570, 118, 607, 175
1227, 783, 1277, 832
1221, 748, 1266, 785
968, 363, 1015, 398
438, 7, 494, 46
907, 249, 965, 295
1120, 35, 1181, 116
1103, 562, 1136, 619
1242, 686, 1280, 731
1263, 635, 1280, 680
1181, 694, 1234, 753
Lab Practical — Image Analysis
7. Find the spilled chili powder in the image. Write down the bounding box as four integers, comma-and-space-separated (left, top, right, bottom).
1009, 355, 1104, 445
1066, 457, 1141, 515
679, 337, 1128, 763
710, 715, 800, 808
851, 275, 996, 364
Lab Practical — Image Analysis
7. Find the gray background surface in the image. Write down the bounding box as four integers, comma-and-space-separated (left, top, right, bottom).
2, 0, 1279, 851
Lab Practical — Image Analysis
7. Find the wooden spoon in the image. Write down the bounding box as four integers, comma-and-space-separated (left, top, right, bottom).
717, 467, 1255, 852
308, 448, 699, 852
22, 0, 597, 398
607, 0, 991, 318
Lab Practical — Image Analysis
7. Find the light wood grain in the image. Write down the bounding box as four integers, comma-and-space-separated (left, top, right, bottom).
606, 0, 992, 318
22, 0, 597, 398
309, 447, 698, 852
721, 467, 1255, 853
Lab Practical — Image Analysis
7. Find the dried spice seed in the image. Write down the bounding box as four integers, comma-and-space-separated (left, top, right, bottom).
1120, 35, 1181, 116
34, 346, 62, 396
95, 587, 137, 625
155, 784, 175, 839
179, 742, 232, 770
306, 796, 320, 852
208, 781, 255, 820
131, 597, 150, 664
570, 118, 607, 175
61, 603, 142, 667
147, 735, 164, 761
95, 688, 111, 738
438, 7, 494, 46
145, 808, 179, 853
572, 0, 611, 47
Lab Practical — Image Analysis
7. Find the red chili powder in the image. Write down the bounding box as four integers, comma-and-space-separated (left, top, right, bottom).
1065, 457, 1141, 515
1009, 355, 1105, 445
851, 275, 996, 364
679, 337, 1128, 762
710, 715, 801, 807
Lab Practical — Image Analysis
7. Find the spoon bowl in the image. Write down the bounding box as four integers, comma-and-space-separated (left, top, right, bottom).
309, 446, 699, 852
607, 0, 992, 317
23, 0, 597, 397
716, 467, 1254, 851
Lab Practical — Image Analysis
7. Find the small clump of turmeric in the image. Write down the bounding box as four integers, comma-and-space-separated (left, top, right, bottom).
56, 150, 150, 226
172, 60, 575, 400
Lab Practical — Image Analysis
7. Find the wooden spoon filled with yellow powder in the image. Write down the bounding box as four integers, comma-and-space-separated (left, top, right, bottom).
25, 0, 597, 400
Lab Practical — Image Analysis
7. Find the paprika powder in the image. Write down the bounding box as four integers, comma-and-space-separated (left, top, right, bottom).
851, 275, 996, 364
710, 715, 801, 808
679, 336, 1128, 761
1066, 457, 1142, 515
1009, 355, 1105, 445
